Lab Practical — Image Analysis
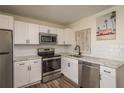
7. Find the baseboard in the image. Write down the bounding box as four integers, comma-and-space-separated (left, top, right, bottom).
17, 80, 41, 88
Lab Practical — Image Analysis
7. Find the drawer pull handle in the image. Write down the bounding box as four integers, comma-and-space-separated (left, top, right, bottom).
28, 66, 31, 71
104, 70, 111, 73
34, 61, 38, 63
68, 63, 70, 67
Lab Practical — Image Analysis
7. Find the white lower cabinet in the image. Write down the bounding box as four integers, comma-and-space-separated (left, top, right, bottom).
100, 66, 117, 88
61, 57, 78, 84
100, 74, 116, 88
14, 59, 42, 88
14, 61, 30, 88
29, 59, 42, 83
100, 66, 116, 88
69, 60, 78, 84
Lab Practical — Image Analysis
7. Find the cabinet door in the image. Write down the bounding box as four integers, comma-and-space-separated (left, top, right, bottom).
61, 57, 78, 84
0, 14, 13, 30
14, 21, 29, 44
61, 57, 65, 74
28, 23, 39, 44
100, 66, 116, 88
61, 57, 68, 76
48, 27, 57, 34
61, 57, 70, 77
64, 28, 73, 45
100, 74, 116, 88
69, 60, 78, 84
29, 59, 42, 83
57, 28, 64, 45
65, 61, 71, 79
39, 25, 49, 33
14, 61, 29, 87
57, 28, 73, 45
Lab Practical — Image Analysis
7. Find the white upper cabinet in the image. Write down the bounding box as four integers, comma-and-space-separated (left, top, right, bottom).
57, 28, 73, 45
47, 27, 57, 34
39, 25, 49, 33
14, 21, 29, 44
14, 20, 39, 44
0, 14, 14, 30
39, 25, 57, 34
28, 23, 39, 44
14, 20, 73, 45
57, 28, 64, 45
64, 28, 74, 45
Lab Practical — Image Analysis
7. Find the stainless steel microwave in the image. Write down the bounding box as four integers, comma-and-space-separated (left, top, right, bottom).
39, 32, 57, 44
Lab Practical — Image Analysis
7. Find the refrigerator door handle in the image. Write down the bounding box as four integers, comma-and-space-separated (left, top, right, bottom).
0, 52, 9, 55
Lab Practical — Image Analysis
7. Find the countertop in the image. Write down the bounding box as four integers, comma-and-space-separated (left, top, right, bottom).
14, 55, 41, 62
14, 53, 124, 69
58, 52, 124, 69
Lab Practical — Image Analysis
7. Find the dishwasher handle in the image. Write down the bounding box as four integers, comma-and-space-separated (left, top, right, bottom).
82, 64, 99, 69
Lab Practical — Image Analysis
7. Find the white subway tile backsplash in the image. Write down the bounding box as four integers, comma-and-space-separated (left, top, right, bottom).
91, 44, 124, 61
14, 43, 124, 61
14, 45, 71, 57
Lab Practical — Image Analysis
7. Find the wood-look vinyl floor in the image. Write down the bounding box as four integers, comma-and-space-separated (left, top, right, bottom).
28, 77, 76, 88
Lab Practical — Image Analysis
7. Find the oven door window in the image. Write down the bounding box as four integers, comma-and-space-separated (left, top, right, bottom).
43, 59, 61, 73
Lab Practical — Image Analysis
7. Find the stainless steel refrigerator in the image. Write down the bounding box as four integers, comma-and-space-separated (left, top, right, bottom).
0, 29, 13, 88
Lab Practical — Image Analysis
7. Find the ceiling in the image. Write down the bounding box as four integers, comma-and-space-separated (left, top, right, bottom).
0, 5, 113, 25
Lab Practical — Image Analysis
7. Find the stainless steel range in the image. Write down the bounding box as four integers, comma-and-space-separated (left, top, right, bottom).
37, 48, 61, 82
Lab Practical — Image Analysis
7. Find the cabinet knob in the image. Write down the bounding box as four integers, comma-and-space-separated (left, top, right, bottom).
28, 66, 30, 70
28, 66, 31, 71
68, 63, 70, 67
63, 41, 65, 44
48, 29, 50, 33
26, 40, 30, 44
100, 74, 101, 80
104, 70, 111, 73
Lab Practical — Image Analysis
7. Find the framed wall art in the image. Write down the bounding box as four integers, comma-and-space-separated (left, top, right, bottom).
96, 11, 116, 40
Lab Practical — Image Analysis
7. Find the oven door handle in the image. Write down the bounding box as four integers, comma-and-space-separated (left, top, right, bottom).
43, 57, 61, 61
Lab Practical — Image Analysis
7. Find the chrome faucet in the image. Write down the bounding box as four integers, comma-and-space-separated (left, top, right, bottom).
75, 45, 81, 56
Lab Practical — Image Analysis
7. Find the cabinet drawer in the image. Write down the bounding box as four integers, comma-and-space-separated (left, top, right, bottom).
100, 66, 116, 77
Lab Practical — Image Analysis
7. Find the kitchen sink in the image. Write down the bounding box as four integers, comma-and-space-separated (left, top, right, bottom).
69, 55, 83, 58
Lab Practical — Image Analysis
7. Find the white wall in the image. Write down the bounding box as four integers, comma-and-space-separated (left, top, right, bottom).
69, 6, 124, 61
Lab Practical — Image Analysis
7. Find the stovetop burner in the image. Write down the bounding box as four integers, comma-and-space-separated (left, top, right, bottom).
37, 48, 61, 58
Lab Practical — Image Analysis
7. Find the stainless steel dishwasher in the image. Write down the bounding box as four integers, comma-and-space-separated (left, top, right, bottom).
78, 60, 100, 88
